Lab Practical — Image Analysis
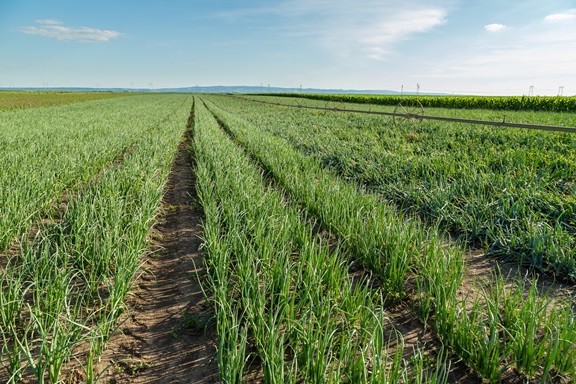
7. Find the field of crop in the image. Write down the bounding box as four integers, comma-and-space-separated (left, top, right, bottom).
271, 93, 576, 113
0, 91, 131, 110
0, 93, 191, 382
196, 94, 576, 383
221, 95, 576, 281
1, 92, 575, 383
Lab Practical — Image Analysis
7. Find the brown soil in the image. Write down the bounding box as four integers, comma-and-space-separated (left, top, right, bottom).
460, 248, 576, 315
92, 131, 218, 383
386, 304, 480, 384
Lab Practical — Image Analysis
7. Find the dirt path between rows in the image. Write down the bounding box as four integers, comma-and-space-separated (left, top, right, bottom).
95, 130, 218, 383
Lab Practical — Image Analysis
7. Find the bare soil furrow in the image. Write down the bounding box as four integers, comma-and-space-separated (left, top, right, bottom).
95, 127, 218, 383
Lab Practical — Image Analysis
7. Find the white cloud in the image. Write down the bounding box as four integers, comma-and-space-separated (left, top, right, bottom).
19, 20, 122, 42
308, 1, 448, 59
308, 6, 448, 61
358, 8, 448, 60
35, 19, 63, 25
545, 10, 576, 22
217, 0, 450, 60
484, 23, 506, 32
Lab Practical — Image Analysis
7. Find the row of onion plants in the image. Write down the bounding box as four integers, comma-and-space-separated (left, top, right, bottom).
202, 95, 576, 383
193, 98, 451, 383
0, 95, 190, 383
214, 95, 576, 282
0, 94, 187, 250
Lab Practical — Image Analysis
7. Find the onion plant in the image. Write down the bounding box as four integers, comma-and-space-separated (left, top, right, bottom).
0, 94, 188, 250
193, 98, 450, 383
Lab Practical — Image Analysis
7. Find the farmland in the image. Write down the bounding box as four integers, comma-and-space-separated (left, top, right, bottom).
270, 93, 576, 113
1, 92, 575, 383
220, 95, 576, 281
0, 91, 131, 111
0, 93, 191, 382
200, 94, 576, 382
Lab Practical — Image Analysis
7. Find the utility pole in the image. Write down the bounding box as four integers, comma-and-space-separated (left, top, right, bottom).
558, 86, 564, 96
528, 85, 534, 96
416, 84, 420, 95
401, 85, 403, 95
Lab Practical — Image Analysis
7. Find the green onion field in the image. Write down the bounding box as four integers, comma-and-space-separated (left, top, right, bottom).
1, 91, 575, 383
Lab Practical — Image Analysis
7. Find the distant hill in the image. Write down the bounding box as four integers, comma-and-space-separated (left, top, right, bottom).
155, 86, 401, 95
0, 85, 401, 95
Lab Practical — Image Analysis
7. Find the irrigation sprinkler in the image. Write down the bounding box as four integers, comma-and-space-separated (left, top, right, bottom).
332, 100, 346, 112
393, 99, 424, 128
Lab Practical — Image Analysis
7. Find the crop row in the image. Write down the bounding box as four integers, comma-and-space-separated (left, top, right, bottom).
212, 95, 576, 282
201, 95, 576, 382
0, 95, 190, 382
269, 93, 576, 112
193, 98, 455, 382
0, 94, 186, 250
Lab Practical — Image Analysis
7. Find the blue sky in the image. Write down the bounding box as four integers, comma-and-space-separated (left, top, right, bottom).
1, 0, 575, 95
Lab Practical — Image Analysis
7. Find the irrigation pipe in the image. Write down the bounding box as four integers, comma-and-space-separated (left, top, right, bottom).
230, 95, 576, 134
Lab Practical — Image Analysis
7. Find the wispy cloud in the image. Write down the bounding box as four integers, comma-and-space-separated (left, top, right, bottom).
484, 23, 506, 32
36, 19, 64, 25
350, 7, 448, 60
544, 9, 576, 22
217, 0, 450, 60
19, 20, 122, 42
